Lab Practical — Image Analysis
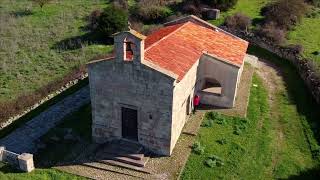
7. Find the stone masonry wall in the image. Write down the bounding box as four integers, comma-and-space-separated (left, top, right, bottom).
171, 61, 200, 153
88, 32, 175, 155
198, 55, 241, 108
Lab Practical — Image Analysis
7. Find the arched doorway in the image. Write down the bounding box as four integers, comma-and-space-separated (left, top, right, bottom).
201, 78, 222, 96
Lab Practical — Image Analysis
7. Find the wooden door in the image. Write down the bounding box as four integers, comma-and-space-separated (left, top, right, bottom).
121, 107, 138, 141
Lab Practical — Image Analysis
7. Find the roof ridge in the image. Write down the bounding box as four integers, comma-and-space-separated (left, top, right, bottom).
144, 22, 190, 52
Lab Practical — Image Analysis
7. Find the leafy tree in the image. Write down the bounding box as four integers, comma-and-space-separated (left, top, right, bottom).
97, 5, 128, 36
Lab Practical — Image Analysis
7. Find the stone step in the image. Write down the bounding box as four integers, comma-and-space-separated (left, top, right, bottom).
102, 147, 144, 160
81, 162, 148, 179
112, 156, 148, 167
100, 159, 151, 174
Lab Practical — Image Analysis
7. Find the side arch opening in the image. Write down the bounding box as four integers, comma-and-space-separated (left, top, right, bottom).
201, 78, 222, 96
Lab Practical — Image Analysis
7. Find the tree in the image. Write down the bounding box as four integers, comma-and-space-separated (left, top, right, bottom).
31, 0, 51, 9
225, 13, 251, 32
261, 0, 308, 30
97, 5, 129, 36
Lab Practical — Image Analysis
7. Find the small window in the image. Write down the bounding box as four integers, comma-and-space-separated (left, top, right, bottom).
201, 78, 222, 96
124, 40, 135, 61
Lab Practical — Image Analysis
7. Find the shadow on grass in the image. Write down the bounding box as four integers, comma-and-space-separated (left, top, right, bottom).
248, 45, 320, 156
52, 31, 112, 51
10, 10, 33, 17
285, 166, 320, 180
0, 78, 89, 139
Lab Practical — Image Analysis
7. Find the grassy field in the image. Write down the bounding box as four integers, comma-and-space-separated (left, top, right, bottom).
182, 73, 319, 179
209, 0, 270, 26
287, 16, 320, 66
182, 46, 320, 179
0, 164, 86, 180
0, 0, 112, 102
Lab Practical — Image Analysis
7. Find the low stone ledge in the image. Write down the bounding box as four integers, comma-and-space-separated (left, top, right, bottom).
0, 146, 35, 172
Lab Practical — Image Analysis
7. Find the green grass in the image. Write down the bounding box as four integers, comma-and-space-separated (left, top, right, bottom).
287, 15, 320, 66
182, 74, 273, 179
182, 45, 320, 179
0, 0, 112, 102
0, 163, 86, 180
209, 0, 270, 26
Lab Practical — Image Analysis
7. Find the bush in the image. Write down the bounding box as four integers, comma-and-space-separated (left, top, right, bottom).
97, 5, 128, 36
201, 119, 214, 127
256, 22, 287, 45
286, 44, 304, 55
131, 0, 173, 23
216, 138, 227, 145
205, 154, 224, 168
88, 9, 102, 31
181, 0, 202, 16
202, 0, 238, 11
192, 141, 205, 155
307, 0, 320, 7
261, 0, 308, 30
225, 13, 251, 32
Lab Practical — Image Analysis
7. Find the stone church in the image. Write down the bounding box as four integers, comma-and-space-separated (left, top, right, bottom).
87, 16, 249, 155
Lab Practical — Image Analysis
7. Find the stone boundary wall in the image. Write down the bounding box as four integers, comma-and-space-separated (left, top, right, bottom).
222, 27, 320, 104
0, 73, 88, 130
0, 146, 34, 172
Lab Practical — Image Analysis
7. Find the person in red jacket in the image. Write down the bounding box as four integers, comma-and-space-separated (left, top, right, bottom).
193, 95, 200, 114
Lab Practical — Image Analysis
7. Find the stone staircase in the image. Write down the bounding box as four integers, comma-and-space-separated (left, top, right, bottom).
91, 140, 151, 174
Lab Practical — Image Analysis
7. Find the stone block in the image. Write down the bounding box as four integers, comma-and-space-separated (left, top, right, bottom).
202, 8, 220, 20
18, 153, 34, 172
0, 146, 5, 161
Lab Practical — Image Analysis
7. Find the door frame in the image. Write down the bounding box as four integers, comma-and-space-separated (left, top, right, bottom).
119, 104, 139, 142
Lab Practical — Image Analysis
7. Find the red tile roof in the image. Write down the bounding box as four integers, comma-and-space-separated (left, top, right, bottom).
144, 21, 249, 81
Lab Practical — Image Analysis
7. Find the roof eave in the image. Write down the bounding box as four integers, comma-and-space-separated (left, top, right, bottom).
202, 52, 242, 68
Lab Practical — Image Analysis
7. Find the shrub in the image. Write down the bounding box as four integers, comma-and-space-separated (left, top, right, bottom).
307, 0, 320, 7
201, 119, 214, 127
205, 154, 224, 168
202, 0, 238, 11
112, 0, 128, 10
225, 13, 252, 32
181, 0, 202, 16
97, 5, 128, 36
261, 0, 308, 30
286, 44, 304, 55
88, 9, 102, 31
256, 22, 287, 45
216, 138, 227, 145
192, 141, 205, 155
131, 0, 173, 23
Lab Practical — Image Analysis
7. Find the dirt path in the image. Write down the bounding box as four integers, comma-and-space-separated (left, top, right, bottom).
256, 58, 286, 177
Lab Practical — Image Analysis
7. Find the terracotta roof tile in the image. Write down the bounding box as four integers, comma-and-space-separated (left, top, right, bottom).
144, 22, 248, 80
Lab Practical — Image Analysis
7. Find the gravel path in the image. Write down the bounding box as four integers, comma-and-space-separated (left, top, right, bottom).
0, 85, 90, 154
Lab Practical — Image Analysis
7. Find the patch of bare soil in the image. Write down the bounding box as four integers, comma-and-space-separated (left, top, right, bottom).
255, 58, 286, 177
